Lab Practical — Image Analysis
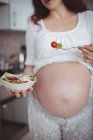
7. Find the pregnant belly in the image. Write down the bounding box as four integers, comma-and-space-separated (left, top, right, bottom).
33, 62, 91, 118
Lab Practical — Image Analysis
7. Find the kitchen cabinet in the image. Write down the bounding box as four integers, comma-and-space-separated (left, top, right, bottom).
0, 103, 2, 140
2, 97, 28, 123
0, 0, 33, 30
0, 86, 28, 123
0, 86, 29, 140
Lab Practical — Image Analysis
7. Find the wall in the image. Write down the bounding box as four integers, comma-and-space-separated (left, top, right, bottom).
0, 30, 25, 58
84, 0, 93, 10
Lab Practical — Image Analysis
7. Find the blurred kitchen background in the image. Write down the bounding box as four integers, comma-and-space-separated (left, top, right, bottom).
0, 0, 33, 140
0, 0, 93, 140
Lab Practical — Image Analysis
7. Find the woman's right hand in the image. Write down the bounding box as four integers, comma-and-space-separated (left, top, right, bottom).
6, 65, 34, 97
6, 87, 33, 98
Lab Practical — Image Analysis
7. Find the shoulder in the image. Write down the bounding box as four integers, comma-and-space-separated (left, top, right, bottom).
27, 19, 43, 32
79, 10, 93, 19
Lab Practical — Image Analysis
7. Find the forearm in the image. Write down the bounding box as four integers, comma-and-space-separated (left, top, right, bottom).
23, 65, 34, 75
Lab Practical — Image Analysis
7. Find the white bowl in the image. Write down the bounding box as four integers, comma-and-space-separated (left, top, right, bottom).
0, 73, 37, 91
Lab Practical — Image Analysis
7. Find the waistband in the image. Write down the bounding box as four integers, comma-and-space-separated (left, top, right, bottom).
28, 93, 92, 125
33, 55, 93, 75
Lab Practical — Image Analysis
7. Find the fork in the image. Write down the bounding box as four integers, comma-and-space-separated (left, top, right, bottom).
61, 46, 81, 50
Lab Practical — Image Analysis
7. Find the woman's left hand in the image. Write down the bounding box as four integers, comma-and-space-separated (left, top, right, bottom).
79, 43, 93, 65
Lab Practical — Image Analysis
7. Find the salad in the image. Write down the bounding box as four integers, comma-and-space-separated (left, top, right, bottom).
1, 72, 36, 84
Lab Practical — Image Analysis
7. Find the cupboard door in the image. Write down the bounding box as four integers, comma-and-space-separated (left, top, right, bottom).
0, 5, 10, 29
0, 105, 3, 140
0, 0, 33, 30
2, 101, 14, 121
10, 0, 33, 30
2, 97, 28, 123
12, 97, 28, 123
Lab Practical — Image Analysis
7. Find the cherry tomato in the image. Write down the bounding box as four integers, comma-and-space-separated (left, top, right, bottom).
51, 41, 57, 48
7, 76, 18, 80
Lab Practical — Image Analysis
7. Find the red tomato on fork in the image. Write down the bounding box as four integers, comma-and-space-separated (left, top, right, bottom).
51, 41, 57, 48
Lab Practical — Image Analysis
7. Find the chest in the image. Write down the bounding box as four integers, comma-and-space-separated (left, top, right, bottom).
35, 25, 91, 59
43, 16, 78, 32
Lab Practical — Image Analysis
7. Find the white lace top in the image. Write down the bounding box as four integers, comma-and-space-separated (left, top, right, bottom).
25, 10, 93, 74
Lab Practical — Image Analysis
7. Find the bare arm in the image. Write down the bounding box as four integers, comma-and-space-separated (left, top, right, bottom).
23, 65, 34, 75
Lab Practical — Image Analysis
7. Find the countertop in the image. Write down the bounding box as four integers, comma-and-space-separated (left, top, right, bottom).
0, 81, 29, 140
0, 81, 2, 87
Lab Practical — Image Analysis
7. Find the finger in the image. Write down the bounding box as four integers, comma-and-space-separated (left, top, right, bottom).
79, 44, 93, 51
6, 88, 11, 93
26, 87, 33, 92
10, 90, 16, 94
26, 88, 30, 92
6, 88, 13, 95
21, 90, 27, 97
83, 45, 93, 52
7, 89, 16, 95
83, 54, 93, 62
83, 57, 91, 63
30, 87, 33, 91
89, 43, 93, 46
15, 91, 21, 98
81, 48, 93, 57
79, 45, 88, 50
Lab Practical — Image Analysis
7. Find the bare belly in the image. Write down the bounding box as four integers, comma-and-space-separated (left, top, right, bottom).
33, 62, 91, 118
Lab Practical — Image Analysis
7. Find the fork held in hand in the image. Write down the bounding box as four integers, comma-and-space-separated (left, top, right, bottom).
62, 46, 81, 50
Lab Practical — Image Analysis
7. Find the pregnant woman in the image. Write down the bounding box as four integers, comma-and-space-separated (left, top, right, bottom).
9, 0, 93, 139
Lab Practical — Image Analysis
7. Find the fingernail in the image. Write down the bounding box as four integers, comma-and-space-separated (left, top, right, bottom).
16, 93, 20, 98
23, 93, 26, 97
31, 87, 33, 90
27, 88, 30, 91
90, 43, 93, 45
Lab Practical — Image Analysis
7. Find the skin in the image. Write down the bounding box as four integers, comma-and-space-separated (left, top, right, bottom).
7, 0, 93, 99
33, 62, 91, 117
79, 43, 93, 65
